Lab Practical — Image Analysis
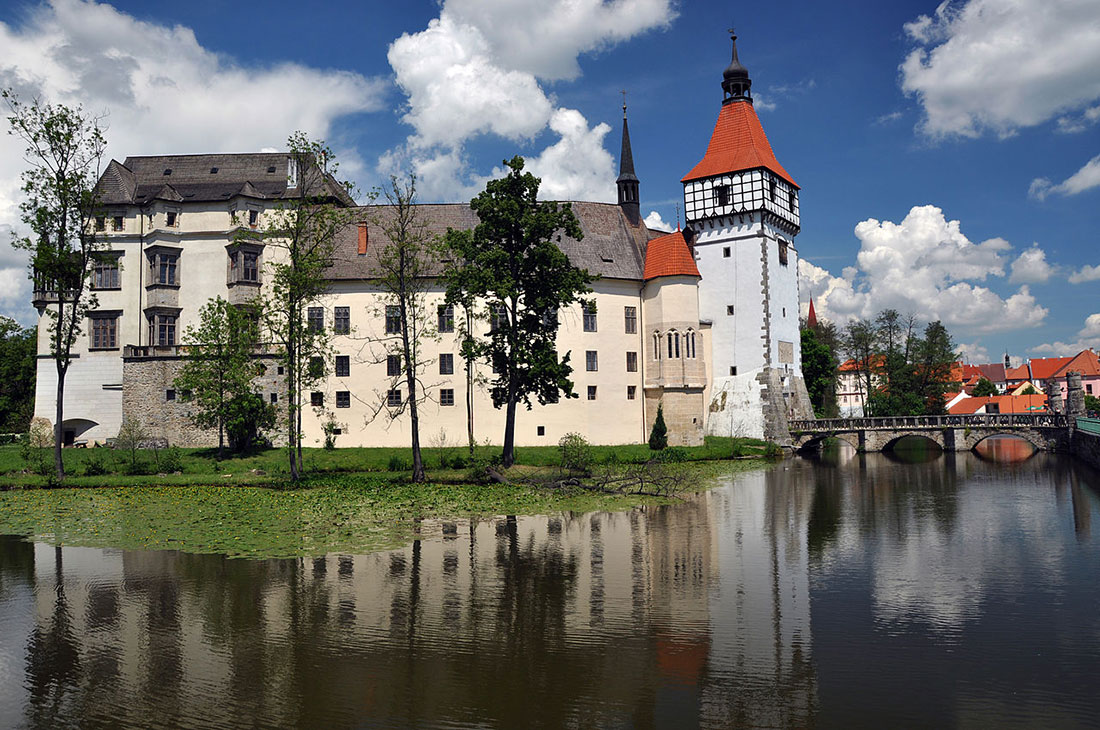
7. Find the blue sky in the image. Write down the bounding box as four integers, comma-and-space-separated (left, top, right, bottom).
0, 0, 1097, 364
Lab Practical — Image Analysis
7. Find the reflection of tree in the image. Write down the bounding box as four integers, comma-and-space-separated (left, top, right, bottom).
25, 548, 80, 729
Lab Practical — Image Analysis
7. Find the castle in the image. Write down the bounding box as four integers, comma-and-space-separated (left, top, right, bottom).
31, 34, 812, 449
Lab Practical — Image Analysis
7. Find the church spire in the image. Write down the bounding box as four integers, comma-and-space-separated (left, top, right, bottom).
616, 95, 641, 225
722, 30, 752, 104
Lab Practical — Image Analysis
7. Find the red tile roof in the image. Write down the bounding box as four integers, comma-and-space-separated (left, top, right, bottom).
1005, 365, 1031, 381
681, 102, 798, 187
1028, 356, 1074, 380
643, 231, 701, 281
948, 394, 1049, 415
1054, 349, 1100, 377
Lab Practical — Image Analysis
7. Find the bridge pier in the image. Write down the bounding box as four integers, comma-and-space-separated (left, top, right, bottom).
942, 428, 968, 452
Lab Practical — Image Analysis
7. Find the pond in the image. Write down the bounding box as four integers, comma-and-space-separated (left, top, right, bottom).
1, 445, 1099, 728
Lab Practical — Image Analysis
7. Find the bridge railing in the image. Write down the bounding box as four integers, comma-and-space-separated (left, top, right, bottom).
790, 414, 1073, 432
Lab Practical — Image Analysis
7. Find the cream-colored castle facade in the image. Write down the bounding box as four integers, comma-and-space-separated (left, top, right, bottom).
31, 36, 812, 449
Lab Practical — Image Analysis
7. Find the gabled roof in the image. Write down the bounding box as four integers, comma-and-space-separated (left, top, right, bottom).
1005, 364, 1031, 381
1028, 356, 1074, 380
643, 231, 701, 281
948, 394, 1048, 415
681, 101, 797, 187
1053, 349, 1100, 377
96, 152, 355, 207
326, 202, 659, 282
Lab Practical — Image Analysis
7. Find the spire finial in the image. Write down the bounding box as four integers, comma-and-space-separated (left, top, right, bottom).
621, 89, 627, 119
722, 28, 752, 105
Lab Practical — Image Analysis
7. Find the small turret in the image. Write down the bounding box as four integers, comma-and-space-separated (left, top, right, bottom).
616, 101, 640, 226
722, 31, 752, 104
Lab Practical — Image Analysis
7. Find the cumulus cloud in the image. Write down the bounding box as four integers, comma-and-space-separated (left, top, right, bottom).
1056, 104, 1100, 134
643, 210, 674, 232
900, 0, 1100, 138
0, 0, 387, 322
1069, 264, 1100, 284
1009, 244, 1055, 283
1029, 153, 1100, 200
799, 205, 1048, 334
1032, 313, 1100, 354
956, 341, 991, 364
384, 0, 675, 201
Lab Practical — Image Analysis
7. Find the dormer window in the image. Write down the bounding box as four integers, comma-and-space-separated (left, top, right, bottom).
166, 211, 178, 228
248, 209, 259, 228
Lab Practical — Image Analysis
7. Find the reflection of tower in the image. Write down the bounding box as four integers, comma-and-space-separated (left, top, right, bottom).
701, 467, 818, 725
684, 32, 813, 441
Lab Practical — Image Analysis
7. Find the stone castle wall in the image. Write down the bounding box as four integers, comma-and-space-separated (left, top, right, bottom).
644, 388, 705, 447
122, 355, 286, 447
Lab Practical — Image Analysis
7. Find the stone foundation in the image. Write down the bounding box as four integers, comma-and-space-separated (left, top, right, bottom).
644, 387, 705, 446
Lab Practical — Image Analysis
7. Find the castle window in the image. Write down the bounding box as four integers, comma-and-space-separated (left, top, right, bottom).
730, 366, 737, 376
687, 331, 696, 359
166, 389, 175, 401
149, 313, 177, 346
586, 350, 598, 372
89, 314, 118, 349
624, 306, 637, 334
311, 392, 324, 407
334, 306, 350, 334
438, 304, 454, 333
308, 357, 325, 379
152, 252, 178, 285
723, 247, 730, 258
228, 249, 260, 283
537, 425, 546, 436
626, 351, 638, 372
769, 178, 777, 203
779, 240, 789, 267
94, 216, 106, 232
440, 388, 455, 407
667, 331, 680, 359
387, 354, 401, 377
248, 209, 259, 228
336, 391, 350, 409
583, 302, 597, 332
715, 184, 730, 208
440, 353, 454, 375
166, 211, 178, 228
112, 215, 124, 232
653, 332, 661, 359
587, 386, 597, 401
93, 256, 121, 290
270, 393, 278, 404
335, 355, 350, 377
307, 307, 324, 333
490, 304, 507, 332
387, 389, 401, 407
727, 305, 734, 316
385, 305, 401, 334
627, 385, 636, 400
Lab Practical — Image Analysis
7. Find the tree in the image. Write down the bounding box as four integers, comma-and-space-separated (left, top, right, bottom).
173, 297, 267, 458
800, 325, 838, 418
0, 317, 36, 433
912, 320, 957, 414
1019, 383, 1039, 396
842, 319, 878, 417
972, 377, 998, 397
1084, 394, 1100, 414
4, 91, 106, 479
258, 132, 356, 481
369, 176, 437, 482
648, 403, 668, 451
444, 156, 593, 468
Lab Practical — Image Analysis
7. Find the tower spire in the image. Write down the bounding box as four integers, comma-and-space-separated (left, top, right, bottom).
617, 92, 640, 225
722, 30, 752, 104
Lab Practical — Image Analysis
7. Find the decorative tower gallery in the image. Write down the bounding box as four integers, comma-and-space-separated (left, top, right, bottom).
681, 32, 813, 441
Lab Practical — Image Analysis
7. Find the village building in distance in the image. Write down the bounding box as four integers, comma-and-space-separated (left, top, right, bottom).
31, 34, 814, 449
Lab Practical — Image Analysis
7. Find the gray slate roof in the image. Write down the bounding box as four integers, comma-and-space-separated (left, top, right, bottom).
327, 202, 661, 283
96, 153, 354, 206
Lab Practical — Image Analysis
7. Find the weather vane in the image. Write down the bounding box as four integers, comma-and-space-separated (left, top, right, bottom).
621, 89, 627, 117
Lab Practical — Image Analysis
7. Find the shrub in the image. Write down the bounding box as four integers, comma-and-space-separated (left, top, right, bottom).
323, 419, 341, 451
387, 454, 411, 472
82, 449, 111, 476
648, 404, 668, 451
764, 442, 784, 459
558, 432, 593, 474
21, 417, 54, 475
158, 446, 183, 473
655, 446, 688, 463
449, 454, 468, 469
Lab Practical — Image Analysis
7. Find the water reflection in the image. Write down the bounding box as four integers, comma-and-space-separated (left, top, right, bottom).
0, 454, 1099, 728
974, 434, 1037, 463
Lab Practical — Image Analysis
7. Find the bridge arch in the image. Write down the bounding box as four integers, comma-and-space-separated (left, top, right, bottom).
879, 433, 945, 453
794, 433, 860, 453
966, 430, 1047, 452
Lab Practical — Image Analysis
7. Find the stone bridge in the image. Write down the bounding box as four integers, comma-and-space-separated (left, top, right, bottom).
789, 414, 1075, 453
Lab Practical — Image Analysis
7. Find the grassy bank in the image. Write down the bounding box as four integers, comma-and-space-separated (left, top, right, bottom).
0, 436, 772, 488
0, 460, 769, 558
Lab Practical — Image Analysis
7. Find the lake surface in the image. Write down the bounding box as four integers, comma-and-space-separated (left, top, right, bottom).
2, 443, 1100, 728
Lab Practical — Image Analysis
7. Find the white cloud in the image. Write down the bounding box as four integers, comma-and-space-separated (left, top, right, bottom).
1056, 104, 1100, 134
0, 0, 387, 321
900, 0, 1100, 138
1008, 244, 1055, 283
956, 341, 991, 364
1032, 313, 1100, 354
384, 0, 675, 201
1069, 264, 1100, 284
1029, 153, 1100, 200
799, 205, 1048, 334
643, 210, 673, 232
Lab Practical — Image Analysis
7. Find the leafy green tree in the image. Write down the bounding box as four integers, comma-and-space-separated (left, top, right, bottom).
224, 392, 276, 452
369, 176, 437, 482
800, 325, 838, 418
0, 317, 36, 433
173, 297, 266, 458
648, 403, 668, 451
258, 132, 356, 481
842, 319, 878, 417
4, 91, 106, 479
444, 156, 593, 468
1084, 394, 1100, 414
971, 377, 998, 397
912, 320, 957, 414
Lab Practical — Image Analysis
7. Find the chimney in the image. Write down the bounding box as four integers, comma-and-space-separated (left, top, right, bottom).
357, 223, 368, 255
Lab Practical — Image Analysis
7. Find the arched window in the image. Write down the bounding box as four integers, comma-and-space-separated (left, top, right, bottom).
653, 332, 661, 359
668, 331, 680, 359
687, 330, 696, 359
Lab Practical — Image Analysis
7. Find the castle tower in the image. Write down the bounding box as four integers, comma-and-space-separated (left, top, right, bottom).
682, 32, 813, 442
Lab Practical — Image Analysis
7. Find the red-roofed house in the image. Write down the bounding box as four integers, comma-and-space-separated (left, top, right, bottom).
948, 394, 1049, 415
